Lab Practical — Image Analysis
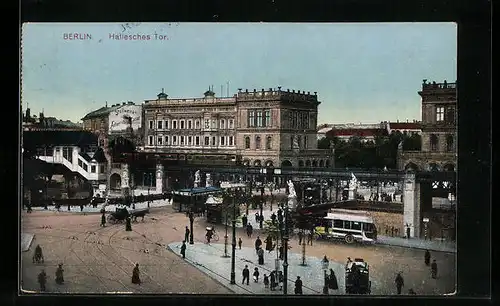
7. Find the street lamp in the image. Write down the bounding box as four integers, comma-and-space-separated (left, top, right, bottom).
222, 190, 230, 258
322, 255, 330, 294
282, 202, 290, 295
230, 188, 238, 284
189, 211, 195, 244
259, 185, 264, 229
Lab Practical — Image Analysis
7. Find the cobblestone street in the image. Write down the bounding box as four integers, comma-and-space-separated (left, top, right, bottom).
21, 207, 455, 295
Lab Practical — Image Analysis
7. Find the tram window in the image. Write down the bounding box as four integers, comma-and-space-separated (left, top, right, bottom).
343, 221, 352, 229
363, 223, 373, 232
351, 222, 361, 230
333, 220, 343, 228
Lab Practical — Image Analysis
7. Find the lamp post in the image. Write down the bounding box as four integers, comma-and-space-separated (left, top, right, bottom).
282, 202, 289, 295
222, 190, 230, 258
322, 255, 330, 294
259, 185, 264, 229
189, 211, 194, 244
230, 189, 237, 284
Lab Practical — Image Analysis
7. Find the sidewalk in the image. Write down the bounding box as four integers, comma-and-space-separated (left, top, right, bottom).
28, 199, 172, 214
21, 233, 35, 252
167, 242, 356, 295
375, 235, 456, 253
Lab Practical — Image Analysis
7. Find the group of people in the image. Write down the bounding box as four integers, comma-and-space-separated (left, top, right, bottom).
37, 264, 64, 291
394, 250, 439, 295
297, 230, 314, 246
241, 265, 304, 294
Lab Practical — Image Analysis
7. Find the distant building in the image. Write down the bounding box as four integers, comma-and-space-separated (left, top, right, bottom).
386, 120, 422, 135
397, 80, 457, 171
22, 108, 82, 131
325, 127, 388, 143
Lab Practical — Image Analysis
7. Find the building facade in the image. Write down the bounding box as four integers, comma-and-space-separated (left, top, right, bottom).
397, 80, 457, 171
141, 87, 334, 169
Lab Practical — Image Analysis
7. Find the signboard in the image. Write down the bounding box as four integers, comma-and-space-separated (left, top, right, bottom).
108, 105, 142, 133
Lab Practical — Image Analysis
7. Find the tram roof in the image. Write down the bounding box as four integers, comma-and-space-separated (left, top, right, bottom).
173, 186, 222, 195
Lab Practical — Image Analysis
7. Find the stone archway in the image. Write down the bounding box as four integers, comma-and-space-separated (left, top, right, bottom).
442, 163, 455, 172
319, 160, 324, 167
305, 160, 311, 167
254, 160, 262, 167
110, 173, 122, 190
298, 160, 304, 167
429, 163, 440, 171
281, 160, 292, 167
312, 160, 318, 167
405, 162, 420, 172
243, 159, 250, 166
325, 160, 331, 168
265, 160, 274, 167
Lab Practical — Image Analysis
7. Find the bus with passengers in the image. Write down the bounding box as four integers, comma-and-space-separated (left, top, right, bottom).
314, 209, 377, 244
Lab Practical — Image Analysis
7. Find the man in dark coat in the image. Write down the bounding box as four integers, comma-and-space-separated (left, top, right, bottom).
329, 268, 339, 290
33, 245, 44, 264
255, 236, 262, 253
238, 238, 242, 249
242, 265, 250, 285
307, 231, 314, 246
38, 269, 47, 291
125, 217, 132, 231
242, 215, 248, 227
257, 247, 265, 265
80, 204, 84, 212
294, 276, 303, 294
270, 213, 277, 225
279, 244, 284, 260
180, 241, 186, 259
270, 271, 276, 290
184, 226, 190, 243
406, 225, 411, 239
395, 272, 404, 294
264, 236, 273, 253
298, 231, 303, 245
424, 250, 431, 266
255, 212, 260, 224
132, 264, 141, 284
431, 260, 438, 279
246, 224, 253, 238
55, 264, 64, 285
101, 213, 106, 227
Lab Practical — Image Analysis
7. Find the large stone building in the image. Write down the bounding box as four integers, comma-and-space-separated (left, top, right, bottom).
398, 80, 457, 171
142, 87, 334, 169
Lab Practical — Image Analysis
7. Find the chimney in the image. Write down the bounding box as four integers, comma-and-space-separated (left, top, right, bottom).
253, 89, 256, 92
307, 91, 310, 95
287, 89, 290, 92
278, 86, 282, 91
292, 90, 295, 93
314, 91, 317, 96
269, 88, 272, 91
245, 89, 248, 93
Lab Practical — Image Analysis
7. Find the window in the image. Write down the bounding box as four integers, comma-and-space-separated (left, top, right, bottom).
333, 220, 343, 228
205, 119, 210, 129
229, 136, 234, 146
180, 136, 185, 145
149, 120, 153, 129
195, 136, 200, 146
100, 165, 105, 174
180, 120, 185, 129
165, 136, 169, 145
195, 120, 200, 129
290, 136, 294, 149
430, 134, 438, 151
257, 111, 263, 127
446, 107, 455, 124
304, 136, 308, 149
165, 120, 169, 129
157, 120, 163, 129
148, 136, 154, 145
436, 106, 445, 122
173, 136, 177, 145
362, 223, 373, 232
220, 119, 225, 129
446, 135, 454, 152
212, 136, 216, 146
158, 136, 163, 145
212, 120, 217, 129
351, 222, 361, 230
229, 119, 234, 129
83, 164, 88, 172
78, 159, 83, 167
297, 136, 302, 149
255, 136, 261, 149
343, 221, 352, 229
91, 165, 96, 173
188, 120, 192, 129
266, 136, 272, 149
172, 120, 177, 129
188, 136, 192, 145
204, 137, 210, 146
248, 111, 255, 127
245, 136, 251, 149
220, 136, 225, 146
264, 110, 271, 127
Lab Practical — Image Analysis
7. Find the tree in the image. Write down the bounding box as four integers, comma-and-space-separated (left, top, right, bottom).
317, 137, 331, 149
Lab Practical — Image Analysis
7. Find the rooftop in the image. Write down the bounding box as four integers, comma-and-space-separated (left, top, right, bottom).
81, 105, 123, 120
23, 130, 98, 147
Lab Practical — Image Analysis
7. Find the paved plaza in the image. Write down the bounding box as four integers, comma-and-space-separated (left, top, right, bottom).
21, 206, 456, 295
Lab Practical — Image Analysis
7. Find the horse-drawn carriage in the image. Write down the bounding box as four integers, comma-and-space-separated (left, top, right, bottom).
107, 207, 150, 224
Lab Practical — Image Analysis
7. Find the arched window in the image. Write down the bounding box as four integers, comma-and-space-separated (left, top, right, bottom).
312, 160, 318, 167
305, 160, 311, 167
245, 136, 251, 149
255, 136, 261, 149
266, 136, 272, 150
319, 160, 324, 167
325, 160, 331, 168
446, 135, 454, 152
430, 134, 439, 151
298, 160, 304, 167
290, 136, 294, 150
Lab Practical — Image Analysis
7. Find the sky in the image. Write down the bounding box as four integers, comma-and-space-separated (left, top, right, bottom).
21, 22, 456, 124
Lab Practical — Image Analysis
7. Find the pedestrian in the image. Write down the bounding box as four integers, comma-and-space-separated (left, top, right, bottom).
328, 268, 339, 291
298, 231, 303, 245
294, 276, 303, 294
132, 263, 141, 284
255, 212, 260, 224
80, 203, 84, 212
242, 214, 248, 227
56, 202, 61, 212
395, 272, 404, 295
180, 241, 186, 259
424, 249, 431, 266
125, 216, 132, 231
246, 224, 253, 238
395, 228, 399, 237
263, 274, 269, 288
385, 226, 389, 235
253, 267, 260, 283
101, 213, 106, 227
431, 260, 438, 279
27, 203, 32, 213
238, 237, 242, 249
406, 225, 411, 239
270, 271, 276, 290
260, 214, 265, 223
67, 203, 71, 211
346, 257, 352, 267
38, 269, 47, 291
255, 236, 262, 253
257, 247, 265, 265
307, 231, 314, 246
242, 265, 250, 285
55, 264, 64, 285
271, 213, 276, 225
265, 235, 273, 253
184, 226, 190, 243
391, 226, 395, 237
